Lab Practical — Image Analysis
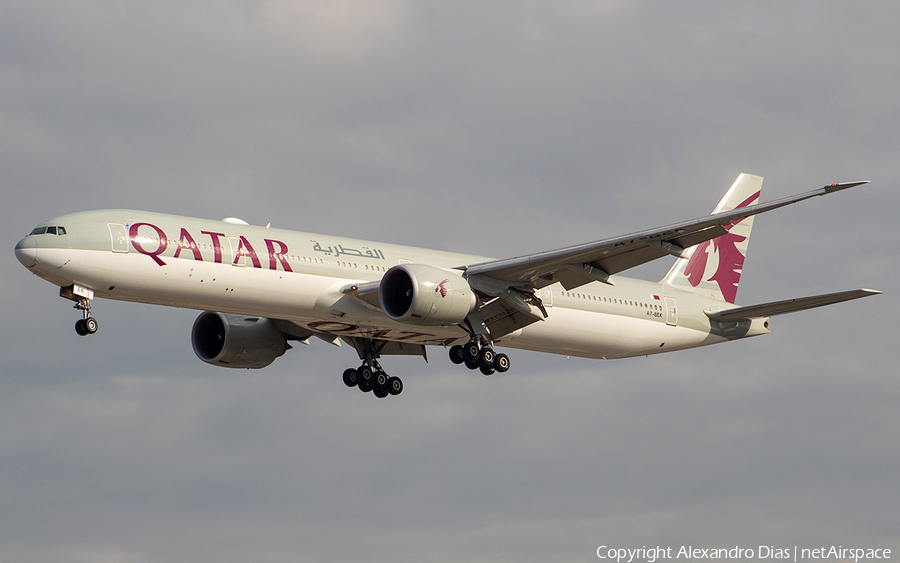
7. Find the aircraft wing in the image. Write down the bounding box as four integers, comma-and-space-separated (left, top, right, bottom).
461, 181, 869, 292
704, 288, 881, 322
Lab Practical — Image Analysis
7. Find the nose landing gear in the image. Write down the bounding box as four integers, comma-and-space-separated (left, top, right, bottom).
62, 285, 98, 336
75, 313, 98, 336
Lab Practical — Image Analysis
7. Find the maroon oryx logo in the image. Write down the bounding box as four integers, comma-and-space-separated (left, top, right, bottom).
435, 279, 449, 298
683, 190, 759, 304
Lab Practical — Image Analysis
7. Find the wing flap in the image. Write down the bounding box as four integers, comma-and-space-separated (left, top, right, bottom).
705, 289, 881, 322
478, 297, 544, 338
341, 336, 428, 359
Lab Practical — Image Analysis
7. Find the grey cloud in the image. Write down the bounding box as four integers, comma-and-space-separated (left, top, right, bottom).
2, 1, 898, 561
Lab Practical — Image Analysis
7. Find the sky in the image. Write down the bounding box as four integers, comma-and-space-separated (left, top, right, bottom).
2, 1, 898, 562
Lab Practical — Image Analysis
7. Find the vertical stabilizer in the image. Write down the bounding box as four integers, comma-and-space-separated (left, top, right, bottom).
661, 174, 763, 303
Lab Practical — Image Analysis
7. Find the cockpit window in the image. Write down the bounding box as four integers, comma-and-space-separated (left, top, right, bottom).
29, 226, 66, 235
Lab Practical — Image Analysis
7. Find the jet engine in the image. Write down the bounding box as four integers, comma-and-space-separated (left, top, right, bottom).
191, 312, 289, 369
379, 264, 476, 326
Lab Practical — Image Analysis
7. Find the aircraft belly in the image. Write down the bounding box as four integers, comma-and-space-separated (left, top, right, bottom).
509, 307, 721, 359
36, 248, 472, 345
37, 248, 327, 316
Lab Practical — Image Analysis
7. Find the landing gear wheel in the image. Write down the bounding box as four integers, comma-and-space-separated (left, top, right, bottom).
373, 387, 389, 398
374, 370, 389, 390
358, 380, 373, 393
479, 365, 495, 376
464, 359, 479, 370
449, 345, 466, 365
83, 317, 98, 334
75, 319, 87, 336
357, 365, 374, 387
387, 376, 403, 396
342, 368, 358, 387
494, 353, 510, 373
478, 347, 495, 369
464, 341, 480, 362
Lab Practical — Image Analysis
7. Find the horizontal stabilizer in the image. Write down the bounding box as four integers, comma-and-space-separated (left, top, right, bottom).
705, 288, 881, 322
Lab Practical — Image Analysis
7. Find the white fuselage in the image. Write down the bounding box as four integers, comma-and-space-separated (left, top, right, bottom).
16, 209, 769, 362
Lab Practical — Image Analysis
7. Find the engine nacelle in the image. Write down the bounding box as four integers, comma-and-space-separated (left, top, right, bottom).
191, 312, 288, 369
379, 264, 476, 326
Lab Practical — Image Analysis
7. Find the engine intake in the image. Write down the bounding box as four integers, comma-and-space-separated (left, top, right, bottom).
380, 264, 476, 325
191, 312, 288, 369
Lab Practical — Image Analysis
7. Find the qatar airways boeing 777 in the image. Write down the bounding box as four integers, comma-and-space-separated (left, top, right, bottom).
14, 174, 880, 398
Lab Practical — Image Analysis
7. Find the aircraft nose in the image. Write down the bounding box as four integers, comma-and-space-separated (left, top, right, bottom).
15, 236, 37, 268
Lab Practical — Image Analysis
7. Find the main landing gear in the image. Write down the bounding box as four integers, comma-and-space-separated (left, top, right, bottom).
342, 361, 403, 398
449, 338, 510, 376
341, 339, 404, 399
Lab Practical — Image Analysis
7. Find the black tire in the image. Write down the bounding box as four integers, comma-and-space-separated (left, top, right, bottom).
449, 345, 465, 364
374, 370, 388, 390
479, 365, 495, 376
358, 380, 373, 393
357, 365, 374, 386
84, 317, 98, 334
387, 376, 403, 396
373, 387, 389, 398
75, 319, 87, 336
494, 353, 510, 373
464, 359, 479, 370
464, 341, 480, 362
342, 368, 358, 387
478, 347, 495, 368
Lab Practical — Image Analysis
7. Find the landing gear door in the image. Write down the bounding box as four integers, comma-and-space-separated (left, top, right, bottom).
664, 297, 677, 326
108, 223, 128, 253
539, 286, 554, 308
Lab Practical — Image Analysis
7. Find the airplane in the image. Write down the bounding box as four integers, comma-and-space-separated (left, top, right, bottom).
14, 174, 880, 398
